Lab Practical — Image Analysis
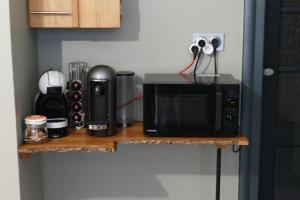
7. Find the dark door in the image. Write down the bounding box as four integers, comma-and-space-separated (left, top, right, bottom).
259, 0, 300, 199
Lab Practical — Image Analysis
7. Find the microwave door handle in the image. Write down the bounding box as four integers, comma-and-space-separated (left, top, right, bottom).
215, 86, 222, 131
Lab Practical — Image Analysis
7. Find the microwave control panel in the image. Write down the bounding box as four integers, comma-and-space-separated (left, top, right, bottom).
221, 84, 240, 135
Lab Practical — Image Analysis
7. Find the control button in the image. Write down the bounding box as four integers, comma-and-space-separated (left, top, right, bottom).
225, 113, 234, 122
226, 97, 238, 106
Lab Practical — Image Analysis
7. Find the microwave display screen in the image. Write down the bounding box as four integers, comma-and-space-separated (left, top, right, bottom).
156, 94, 208, 125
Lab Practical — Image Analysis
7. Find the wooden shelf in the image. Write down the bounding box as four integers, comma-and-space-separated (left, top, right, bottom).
18, 122, 249, 159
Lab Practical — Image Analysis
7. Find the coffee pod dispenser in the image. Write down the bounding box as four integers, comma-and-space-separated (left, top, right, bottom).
117, 71, 135, 127
86, 65, 116, 136
68, 62, 88, 129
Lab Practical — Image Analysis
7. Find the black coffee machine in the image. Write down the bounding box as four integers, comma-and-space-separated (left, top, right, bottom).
35, 70, 69, 138
86, 65, 116, 136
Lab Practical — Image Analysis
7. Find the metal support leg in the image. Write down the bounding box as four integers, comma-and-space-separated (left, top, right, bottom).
216, 148, 222, 200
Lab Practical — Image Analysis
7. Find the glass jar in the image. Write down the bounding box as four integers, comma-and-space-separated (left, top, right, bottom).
24, 115, 49, 144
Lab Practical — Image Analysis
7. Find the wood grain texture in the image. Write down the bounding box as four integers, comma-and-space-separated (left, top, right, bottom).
28, 0, 78, 28
29, 0, 73, 12
18, 129, 116, 155
18, 122, 249, 159
78, 0, 120, 28
115, 122, 249, 146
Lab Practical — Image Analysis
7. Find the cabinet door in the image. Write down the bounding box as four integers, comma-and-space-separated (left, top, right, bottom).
78, 0, 120, 28
28, 0, 78, 28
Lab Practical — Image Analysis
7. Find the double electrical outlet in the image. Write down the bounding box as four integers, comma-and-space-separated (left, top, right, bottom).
189, 33, 225, 55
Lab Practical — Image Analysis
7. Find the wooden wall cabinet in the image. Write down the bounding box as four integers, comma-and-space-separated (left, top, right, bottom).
28, 0, 121, 28
28, 0, 79, 28
79, 0, 120, 28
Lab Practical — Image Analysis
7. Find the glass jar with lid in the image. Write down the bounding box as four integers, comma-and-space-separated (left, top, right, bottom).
24, 115, 49, 144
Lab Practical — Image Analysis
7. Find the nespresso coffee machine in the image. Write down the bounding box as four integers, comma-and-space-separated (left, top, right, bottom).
35, 70, 69, 138
86, 65, 116, 136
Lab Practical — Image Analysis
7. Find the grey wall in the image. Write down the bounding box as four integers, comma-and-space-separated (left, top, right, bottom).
37, 0, 244, 200
38, 0, 244, 79
9, 0, 44, 199
43, 146, 239, 200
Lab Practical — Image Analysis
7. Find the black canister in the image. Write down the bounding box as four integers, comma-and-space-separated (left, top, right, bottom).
116, 71, 135, 127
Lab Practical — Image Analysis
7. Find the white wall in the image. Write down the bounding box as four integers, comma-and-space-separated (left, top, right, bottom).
0, 0, 43, 200
37, 0, 244, 200
0, 0, 21, 199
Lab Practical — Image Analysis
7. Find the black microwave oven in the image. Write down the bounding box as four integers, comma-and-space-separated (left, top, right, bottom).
143, 74, 240, 137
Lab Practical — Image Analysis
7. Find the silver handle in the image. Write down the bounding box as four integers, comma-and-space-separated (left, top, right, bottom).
30, 11, 70, 15
264, 68, 274, 77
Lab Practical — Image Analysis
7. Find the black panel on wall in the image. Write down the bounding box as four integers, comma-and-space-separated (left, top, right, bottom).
274, 147, 300, 200
281, 0, 300, 7
279, 13, 300, 66
277, 72, 300, 122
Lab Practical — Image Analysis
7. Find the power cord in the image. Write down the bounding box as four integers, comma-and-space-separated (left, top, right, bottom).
179, 45, 199, 74
117, 95, 143, 109
211, 38, 220, 75
193, 38, 206, 75
214, 51, 218, 75
193, 51, 202, 75
179, 57, 196, 75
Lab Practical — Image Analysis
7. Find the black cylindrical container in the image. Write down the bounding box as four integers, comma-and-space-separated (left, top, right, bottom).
117, 71, 135, 127
46, 118, 68, 138
86, 65, 116, 136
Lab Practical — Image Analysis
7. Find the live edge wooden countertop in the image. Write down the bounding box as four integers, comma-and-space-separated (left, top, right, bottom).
18, 122, 249, 159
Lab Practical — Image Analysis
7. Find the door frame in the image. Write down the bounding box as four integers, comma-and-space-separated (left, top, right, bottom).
239, 0, 266, 200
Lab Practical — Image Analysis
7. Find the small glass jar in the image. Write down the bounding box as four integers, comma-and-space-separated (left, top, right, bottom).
24, 115, 49, 144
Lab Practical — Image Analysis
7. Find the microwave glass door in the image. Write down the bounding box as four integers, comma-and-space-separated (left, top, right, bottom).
149, 84, 216, 135
156, 94, 208, 125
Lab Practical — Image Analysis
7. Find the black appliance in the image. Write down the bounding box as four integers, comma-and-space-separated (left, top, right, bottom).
86, 65, 116, 136
143, 74, 240, 136
35, 70, 69, 138
35, 93, 68, 120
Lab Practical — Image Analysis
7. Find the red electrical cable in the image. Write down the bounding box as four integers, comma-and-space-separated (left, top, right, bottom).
179, 57, 196, 74
117, 95, 144, 109
117, 56, 196, 109
179, 73, 193, 83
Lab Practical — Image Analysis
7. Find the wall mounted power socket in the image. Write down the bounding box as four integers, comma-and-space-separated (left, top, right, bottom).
192, 33, 225, 52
